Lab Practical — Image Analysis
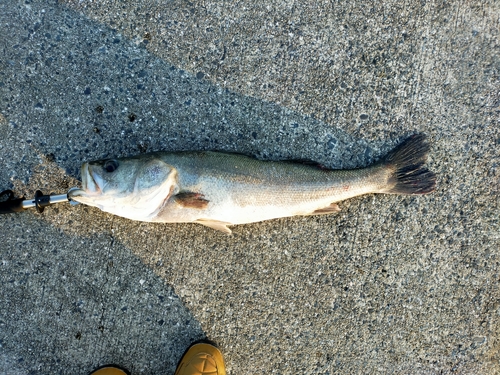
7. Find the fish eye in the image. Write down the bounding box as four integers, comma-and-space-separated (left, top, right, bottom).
103, 159, 119, 173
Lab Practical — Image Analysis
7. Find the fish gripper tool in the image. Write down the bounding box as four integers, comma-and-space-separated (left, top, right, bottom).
0, 188, 78, 214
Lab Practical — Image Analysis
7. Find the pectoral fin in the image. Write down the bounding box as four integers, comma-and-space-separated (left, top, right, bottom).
310, 203, 341, 215
174, 192, 209, 209
195, 219, 233, 234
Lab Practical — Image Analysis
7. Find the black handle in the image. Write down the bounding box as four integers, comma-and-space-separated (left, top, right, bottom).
0, 190, 25, 214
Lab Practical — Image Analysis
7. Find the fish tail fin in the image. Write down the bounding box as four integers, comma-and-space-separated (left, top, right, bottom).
380, 134, 436, 195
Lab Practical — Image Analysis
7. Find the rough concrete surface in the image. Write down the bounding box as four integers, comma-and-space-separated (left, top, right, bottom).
0, 0, 498, 374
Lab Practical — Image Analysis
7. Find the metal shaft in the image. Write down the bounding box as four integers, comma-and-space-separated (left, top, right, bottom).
22, 193, 69, 209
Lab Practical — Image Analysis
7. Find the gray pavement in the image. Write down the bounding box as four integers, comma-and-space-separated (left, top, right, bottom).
0, 0, 499, 374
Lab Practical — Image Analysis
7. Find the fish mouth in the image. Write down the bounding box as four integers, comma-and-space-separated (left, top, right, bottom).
85, 163, 104, 194
71, 163, 102, 197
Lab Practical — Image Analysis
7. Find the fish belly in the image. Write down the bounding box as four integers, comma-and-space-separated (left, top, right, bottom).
153, 166, 385, 225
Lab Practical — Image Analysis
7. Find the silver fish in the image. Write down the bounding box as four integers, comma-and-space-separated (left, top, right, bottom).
69, 134, 436, 233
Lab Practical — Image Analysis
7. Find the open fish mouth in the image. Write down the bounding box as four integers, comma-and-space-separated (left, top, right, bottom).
81, 163, 102, 195
69, 164, 105, 203
84, 163, 104, 194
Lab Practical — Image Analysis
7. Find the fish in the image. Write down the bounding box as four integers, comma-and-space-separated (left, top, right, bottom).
68, 134, 436, 234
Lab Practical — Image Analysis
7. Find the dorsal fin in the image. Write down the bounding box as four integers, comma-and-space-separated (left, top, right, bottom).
284, 159, 328, 170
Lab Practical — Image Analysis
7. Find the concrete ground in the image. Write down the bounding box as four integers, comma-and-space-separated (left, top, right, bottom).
0, 0, 498, 373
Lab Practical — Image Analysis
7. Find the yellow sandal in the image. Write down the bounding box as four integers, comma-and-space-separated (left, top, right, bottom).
174, 343, 226, 375
89, 343, 226, 375
90, 366, 129, 375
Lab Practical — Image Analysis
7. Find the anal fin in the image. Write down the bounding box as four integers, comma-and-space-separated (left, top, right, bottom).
309, 203, 341, 215
195, 219, 233, 234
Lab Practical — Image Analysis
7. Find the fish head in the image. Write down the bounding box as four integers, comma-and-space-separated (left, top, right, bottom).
69, 154, 177, 221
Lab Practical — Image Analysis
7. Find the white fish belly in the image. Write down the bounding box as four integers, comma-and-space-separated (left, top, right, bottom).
154, 181, 380, 226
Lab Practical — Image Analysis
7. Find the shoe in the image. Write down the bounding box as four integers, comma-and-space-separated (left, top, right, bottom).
174, 343, 226, 375
89, 366, 129, 375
